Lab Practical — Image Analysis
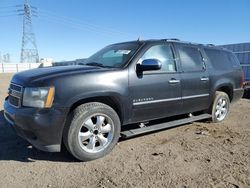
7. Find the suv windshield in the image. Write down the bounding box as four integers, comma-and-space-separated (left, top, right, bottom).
84, 43, 141, 68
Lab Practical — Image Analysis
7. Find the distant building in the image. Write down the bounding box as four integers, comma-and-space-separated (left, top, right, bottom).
220, 43, 250, 82
40, 58, 53, 67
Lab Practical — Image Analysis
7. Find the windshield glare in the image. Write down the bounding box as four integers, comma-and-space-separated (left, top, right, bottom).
84, 43, 140, 68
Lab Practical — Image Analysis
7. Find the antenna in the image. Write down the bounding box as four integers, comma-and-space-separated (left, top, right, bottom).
19, 0, 39, 63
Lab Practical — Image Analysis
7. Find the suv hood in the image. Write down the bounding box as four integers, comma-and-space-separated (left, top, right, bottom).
11, 65, 106, 85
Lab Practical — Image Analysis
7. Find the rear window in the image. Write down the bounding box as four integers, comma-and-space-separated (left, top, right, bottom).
204, 49, 237, 70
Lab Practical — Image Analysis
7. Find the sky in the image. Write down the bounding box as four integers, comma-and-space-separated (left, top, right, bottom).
0, 0, 249, 62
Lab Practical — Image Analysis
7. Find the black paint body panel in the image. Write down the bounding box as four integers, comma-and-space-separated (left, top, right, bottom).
4, 40, 244, 152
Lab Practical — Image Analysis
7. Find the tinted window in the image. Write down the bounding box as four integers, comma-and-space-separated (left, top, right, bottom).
204, 49, 234, 70
177, 45, 203, 72
139, 44, 176, 72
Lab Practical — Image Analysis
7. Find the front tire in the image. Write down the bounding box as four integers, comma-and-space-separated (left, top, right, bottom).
64, 102, 121, 161
211, 91, 230, 123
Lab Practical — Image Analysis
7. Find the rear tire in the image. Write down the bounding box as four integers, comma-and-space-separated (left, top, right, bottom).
63, 102, 121, 161
210, 91, 230, 123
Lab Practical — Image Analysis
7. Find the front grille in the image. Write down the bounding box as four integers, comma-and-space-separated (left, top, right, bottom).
10, 83, 22, 92
9, 96, 20, 107
8, 83, 23, 108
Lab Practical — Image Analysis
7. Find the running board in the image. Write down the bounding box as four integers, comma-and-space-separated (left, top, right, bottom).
121, 113, 211, 138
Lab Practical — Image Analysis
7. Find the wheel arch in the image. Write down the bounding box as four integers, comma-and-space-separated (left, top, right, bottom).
67, 95, 124, 124
215, 84, 233, 102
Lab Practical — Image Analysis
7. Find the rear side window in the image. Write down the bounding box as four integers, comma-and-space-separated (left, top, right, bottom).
204, 49, 234, 70
177, 45, 204, 72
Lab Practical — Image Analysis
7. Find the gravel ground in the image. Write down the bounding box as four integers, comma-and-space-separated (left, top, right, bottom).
0, 73, 249, 188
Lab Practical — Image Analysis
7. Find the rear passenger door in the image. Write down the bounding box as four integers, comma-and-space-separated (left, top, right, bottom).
175, 44, 210, 113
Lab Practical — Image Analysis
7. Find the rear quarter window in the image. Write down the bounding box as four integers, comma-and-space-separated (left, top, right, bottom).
204, 48, 235, 70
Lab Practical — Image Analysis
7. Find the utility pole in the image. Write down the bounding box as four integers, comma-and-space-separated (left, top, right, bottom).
19, 0, 39, 63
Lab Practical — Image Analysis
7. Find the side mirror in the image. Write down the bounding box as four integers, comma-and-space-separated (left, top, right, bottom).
136, 59, 162, 72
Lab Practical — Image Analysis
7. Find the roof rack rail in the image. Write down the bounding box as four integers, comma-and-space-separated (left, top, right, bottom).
165, 38, 180, 41
161, 38, 180, 42
207, 44, 215, 46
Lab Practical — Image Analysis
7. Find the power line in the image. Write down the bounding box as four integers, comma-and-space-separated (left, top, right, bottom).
0, 14, 17, 18
0, 5, 23, 18
38, 14, 126, 38
0, 4, 135, 38
0, 5, 21, 9
38, 9, 136, 38
0, 2, 137, 62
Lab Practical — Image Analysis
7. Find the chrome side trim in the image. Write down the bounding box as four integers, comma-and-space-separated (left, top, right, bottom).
133, 97, 182, 106
133, 93, 209, 106
233, 88, 244, 91
182, 93, 209, 100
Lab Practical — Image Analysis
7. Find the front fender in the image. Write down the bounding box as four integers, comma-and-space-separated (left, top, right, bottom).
66, 91, 124, 108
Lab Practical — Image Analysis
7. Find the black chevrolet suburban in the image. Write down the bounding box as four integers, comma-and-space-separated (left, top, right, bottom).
4, 39, 244, 161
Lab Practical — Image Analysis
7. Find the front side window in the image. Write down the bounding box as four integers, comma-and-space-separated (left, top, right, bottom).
177, 45, 204, 72
138, 44, 176, 72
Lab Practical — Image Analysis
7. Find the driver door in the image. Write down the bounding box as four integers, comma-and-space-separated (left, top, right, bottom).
128, 42, 182, 122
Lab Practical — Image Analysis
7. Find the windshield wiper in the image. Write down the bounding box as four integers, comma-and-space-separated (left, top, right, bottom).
85, 62, 113, 68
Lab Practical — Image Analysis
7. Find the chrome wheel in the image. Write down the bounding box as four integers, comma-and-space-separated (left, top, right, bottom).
215, 98, 228, 121
78, 114, 114, 153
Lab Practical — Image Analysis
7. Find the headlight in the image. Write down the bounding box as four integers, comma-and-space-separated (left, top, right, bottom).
23, 87, 55, 108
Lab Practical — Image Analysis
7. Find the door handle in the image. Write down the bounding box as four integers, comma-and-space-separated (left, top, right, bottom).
200, 77, 209, 81
169, 79, 180, 84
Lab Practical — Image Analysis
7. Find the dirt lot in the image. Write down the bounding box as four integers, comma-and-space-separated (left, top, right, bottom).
0, 73, 249, 188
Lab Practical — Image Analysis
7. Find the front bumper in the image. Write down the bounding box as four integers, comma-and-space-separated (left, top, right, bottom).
4, 98, 69, 152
